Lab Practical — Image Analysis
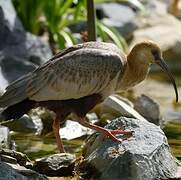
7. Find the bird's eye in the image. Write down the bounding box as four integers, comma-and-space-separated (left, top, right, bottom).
151, 49, 160, 61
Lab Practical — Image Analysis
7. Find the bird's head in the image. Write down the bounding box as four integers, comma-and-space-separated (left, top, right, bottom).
130, 40, 178, 102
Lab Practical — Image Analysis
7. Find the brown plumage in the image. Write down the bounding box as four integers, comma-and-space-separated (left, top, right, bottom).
0, 41, 178, 153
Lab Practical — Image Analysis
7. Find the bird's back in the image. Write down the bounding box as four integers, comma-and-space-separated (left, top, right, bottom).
0, 42, 126, 108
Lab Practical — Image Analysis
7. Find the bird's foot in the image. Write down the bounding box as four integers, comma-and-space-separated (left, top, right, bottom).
77, 117, 133, 143
110, 129, 133, 137
103, 128, 134, 142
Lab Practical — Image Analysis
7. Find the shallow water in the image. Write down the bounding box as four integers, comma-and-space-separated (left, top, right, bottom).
11, 72, 181, 160
11, 132, 84, 159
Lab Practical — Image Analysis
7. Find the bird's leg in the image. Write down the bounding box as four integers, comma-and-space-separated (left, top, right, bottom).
78, 117, 132, 143
52, 116, 65, 153
110, 129, 133, 136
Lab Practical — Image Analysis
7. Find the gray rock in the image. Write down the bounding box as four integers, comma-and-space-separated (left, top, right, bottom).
0, 154, 17, 164
0, 0, 52, 90
131, 13, 181, 70
79, 117, 178, 180
0, 161, 46, 180
34, 153, 75, 177
70, 3, 138, 40
142, 0, 168, 17
0, 126, 10, 149
0, 149, 30, 166
0, 149, 46, 180
96, 3, 138, 40
1, 115, 38, 133
101, 95, 147, 121
134, 94, 161, 125
60, 120, 94, 140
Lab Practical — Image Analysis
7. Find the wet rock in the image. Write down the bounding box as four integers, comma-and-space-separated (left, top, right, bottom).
79, 117, 178, 180
0, 0, 52, 90
0, 126, 10, 148
0, 149, 46, 180
134, 94, 161, 125
96, 3, 138, 40
34, 153, 75, 177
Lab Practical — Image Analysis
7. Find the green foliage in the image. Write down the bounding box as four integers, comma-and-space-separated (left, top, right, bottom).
97, 21, 128, 51
13, 0, 129, 51
42, 0, 80, 49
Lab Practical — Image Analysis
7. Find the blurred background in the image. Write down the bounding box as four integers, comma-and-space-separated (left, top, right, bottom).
0, 0, 180, 161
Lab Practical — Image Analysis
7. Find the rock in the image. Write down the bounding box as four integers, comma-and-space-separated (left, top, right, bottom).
0, 0, 52, 90
70, 3, 138, 40
78, 117, 178, 180
142, 0, 168, 17
132, 79, 181, 123
0, 149, 30, 166
34, 153, 75, 177
176, 166, 181, 179
0, 162, 46, 180
96, 3, 138, 40
131, 13, 181, 69
1, 115, 38, 133
134, 94, 161, 125
0, 149, 46, 180
60, 120, 93, 140
86, 112, 99, 124
60, 112, 99, 141
101, 95, 147, 121
30, 108, 53, 135
0, 126, 10, 148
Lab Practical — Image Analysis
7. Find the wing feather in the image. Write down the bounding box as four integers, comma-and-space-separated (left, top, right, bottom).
0, 42, 126, 107
0, 74, 32, 107
29, 47, 125, 101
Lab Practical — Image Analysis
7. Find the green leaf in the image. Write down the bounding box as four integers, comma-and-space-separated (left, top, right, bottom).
97, 21, 127, 51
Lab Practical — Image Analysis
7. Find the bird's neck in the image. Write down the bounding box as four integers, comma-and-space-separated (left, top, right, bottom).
117, 52, 149, 91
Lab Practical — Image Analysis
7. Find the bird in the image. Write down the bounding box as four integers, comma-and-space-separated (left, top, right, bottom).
0, 40, 178, 153
168, 0, 180, 17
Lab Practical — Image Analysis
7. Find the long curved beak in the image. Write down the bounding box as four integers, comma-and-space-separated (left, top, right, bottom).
155, 58, 178, 102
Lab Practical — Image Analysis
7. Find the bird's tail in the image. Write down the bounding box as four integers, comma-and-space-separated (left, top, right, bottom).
0, 73, 32, 108
0, 99, 36, 121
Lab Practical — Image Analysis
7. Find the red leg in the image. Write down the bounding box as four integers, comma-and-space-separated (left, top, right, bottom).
110, 129, 133, 136
77, 117, 132, 143
52, 116, 65, 153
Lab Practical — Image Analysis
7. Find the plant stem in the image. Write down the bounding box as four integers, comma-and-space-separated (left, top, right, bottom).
87, 0, 96, 41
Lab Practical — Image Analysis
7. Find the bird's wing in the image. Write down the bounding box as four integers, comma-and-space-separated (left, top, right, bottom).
0, 42, 126, 107
0, 73, 32, 107
28, 47, 125, 101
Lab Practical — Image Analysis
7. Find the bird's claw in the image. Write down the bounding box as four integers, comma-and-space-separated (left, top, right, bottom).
103, 129, 134, 143
110, 129, 134, 136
